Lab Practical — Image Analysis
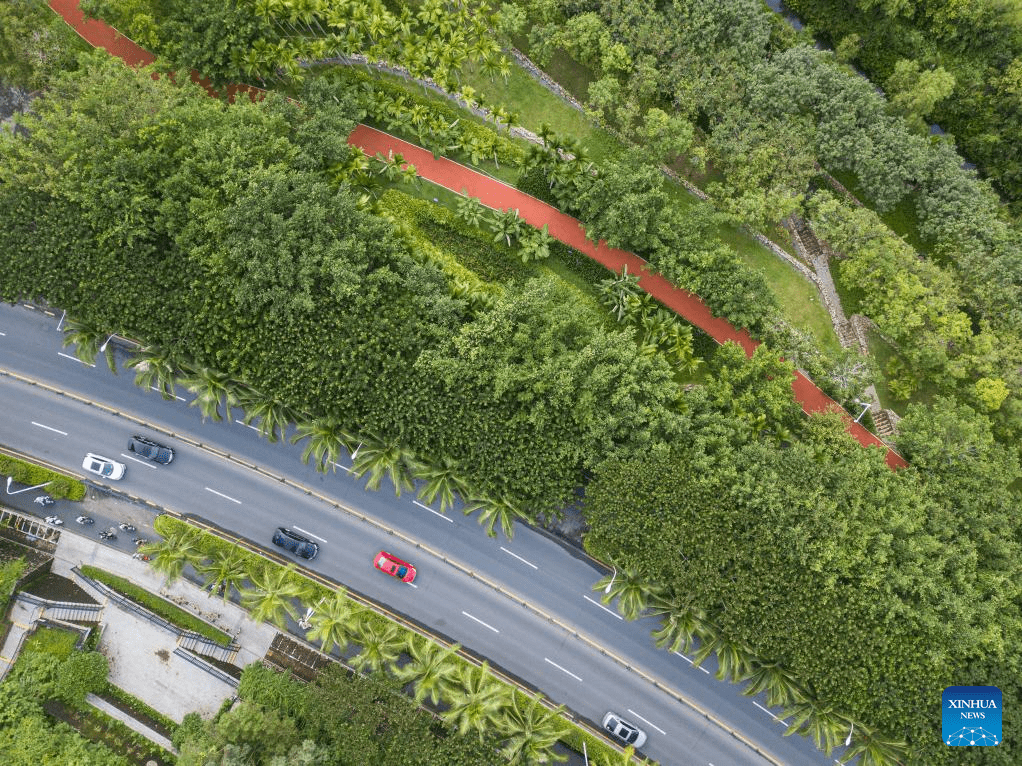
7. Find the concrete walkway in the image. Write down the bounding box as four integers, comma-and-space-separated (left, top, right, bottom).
51, 528, 278, 722
0, 594, 40, 679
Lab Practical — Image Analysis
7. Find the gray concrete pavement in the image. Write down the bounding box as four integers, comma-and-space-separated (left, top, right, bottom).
51, 527, 277, 722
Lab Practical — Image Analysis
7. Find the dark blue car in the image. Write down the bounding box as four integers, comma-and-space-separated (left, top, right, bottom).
127, 435, 174, 464
272, 527, 319, 560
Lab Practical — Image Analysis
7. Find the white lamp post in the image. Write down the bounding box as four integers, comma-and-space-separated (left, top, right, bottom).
6, 477, 53, 495
853, 399, 871, 424
99, 333, 116, 353
604, 566, 617, 594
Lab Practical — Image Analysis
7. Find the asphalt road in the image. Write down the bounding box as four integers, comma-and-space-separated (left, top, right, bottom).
0, 301, 846, 766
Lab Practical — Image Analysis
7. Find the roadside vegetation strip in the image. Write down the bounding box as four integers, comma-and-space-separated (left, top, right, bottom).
157, 507, 780, 766
152, 514, 649, 765
0, 446, 87, 500
79, 564, 233, 646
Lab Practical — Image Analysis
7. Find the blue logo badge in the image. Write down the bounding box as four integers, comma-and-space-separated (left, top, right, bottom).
943, 686, 1001, 746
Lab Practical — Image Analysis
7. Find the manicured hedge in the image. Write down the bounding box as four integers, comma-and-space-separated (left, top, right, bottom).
80, 565, 232, 646
0, 454, 87, 500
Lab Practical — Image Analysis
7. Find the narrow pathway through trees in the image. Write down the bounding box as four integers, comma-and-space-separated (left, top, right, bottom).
46, 0, 907, 469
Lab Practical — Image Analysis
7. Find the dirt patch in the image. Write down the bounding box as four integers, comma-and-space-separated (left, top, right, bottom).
22, 572, 98, 604
154, 648, 170, 663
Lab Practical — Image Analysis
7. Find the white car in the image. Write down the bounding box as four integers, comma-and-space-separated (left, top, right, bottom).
82, 453, 126, 481
602, 712, 647, 748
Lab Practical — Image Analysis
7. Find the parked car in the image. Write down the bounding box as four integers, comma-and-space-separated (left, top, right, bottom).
272, 527, 319, 560
602, 712, 647, 748
81, 453, 126, 481
127, 434, 174, 464
374, 550, 416, 583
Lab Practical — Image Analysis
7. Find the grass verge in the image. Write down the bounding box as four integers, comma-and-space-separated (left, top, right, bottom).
0, 452, 87, 499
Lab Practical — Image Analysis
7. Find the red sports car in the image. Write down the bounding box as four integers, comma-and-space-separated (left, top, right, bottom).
374, 551, 416, 583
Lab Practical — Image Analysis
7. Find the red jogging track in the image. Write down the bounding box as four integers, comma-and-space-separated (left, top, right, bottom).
47, 0, 907, 469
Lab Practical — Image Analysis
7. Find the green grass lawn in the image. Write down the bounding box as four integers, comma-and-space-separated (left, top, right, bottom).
543, 48, 599, 103
458, 63, 622, 163
23, 625, 78, 659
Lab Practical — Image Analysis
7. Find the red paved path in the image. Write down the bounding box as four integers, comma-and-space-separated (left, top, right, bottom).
48, 1, 907, 469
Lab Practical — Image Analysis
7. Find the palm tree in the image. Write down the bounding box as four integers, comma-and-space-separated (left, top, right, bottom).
141, 525, 205, 584
180, 366, 240, 423
456, 190, 487, 229
242, 564, 307, 628
518, 224, 552, 263
596, 746, 640, 766
374, 151, 410, 183
537, 122, 555, 147
196, 544, 250, 602
414, 456, 469, 513
598, 266, 642, 323
350, 619, 405, 672
442, 661, 508, 739
306, 589, 362, 654
290, 417, 355, 472
782, 699, 849, 756
839, 722, 908, 766
351, 436, 420, 496
692, 631, 756, 683
739, 661, 806, 709
465, 494, 525, 539
391, 635, 461, 705
498, 692, 568, 764
62, 318, 117, 372
595, 566, 662, 621
234, 387, 300, 443
489, 207, 524, 247
650, 599, 707, 654
126, 344, 185, 400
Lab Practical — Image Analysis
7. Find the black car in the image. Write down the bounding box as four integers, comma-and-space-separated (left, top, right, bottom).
127, 435, 175, 464
272, 527, 319, 560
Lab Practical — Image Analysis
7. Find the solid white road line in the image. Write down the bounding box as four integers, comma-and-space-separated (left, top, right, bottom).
149, 386, 186, 401
31, 421, 68, 436
500, 546, 538, 569
462, 611, 500, 633
413, 499, 454, 522
58, 351, 95, 367
120, 453, 157, 469
543, 657, 583, 682
584, 594, 624, 620
330, 461, 354, 474
204, 487, 241, 504
627, 709, 667, 736
292, 525, 328, 543
752, 701, 787, 725
0, 331, 6, 336
674, 651, 711, 673
234, 418, 261, 432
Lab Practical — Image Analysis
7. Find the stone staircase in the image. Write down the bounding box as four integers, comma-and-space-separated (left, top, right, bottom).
873, 408, 899, 439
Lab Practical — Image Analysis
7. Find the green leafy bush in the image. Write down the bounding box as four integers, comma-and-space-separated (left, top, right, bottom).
0, 455, 86, 500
